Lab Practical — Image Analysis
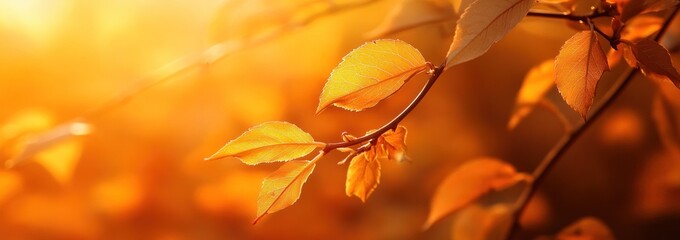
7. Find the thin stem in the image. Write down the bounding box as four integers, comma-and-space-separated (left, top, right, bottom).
322, 62, 445, 152
526, 6, 614, 21
506, 6, 680, 240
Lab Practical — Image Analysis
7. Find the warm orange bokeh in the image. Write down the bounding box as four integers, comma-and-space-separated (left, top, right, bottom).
1, 0, 679, 239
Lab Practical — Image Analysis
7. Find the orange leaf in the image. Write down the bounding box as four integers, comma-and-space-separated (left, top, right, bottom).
556, 217, 615, 240
366, 0, 454, 38
451, 204, 513, 240
317, 39, 429, 113
508, 60, 556, 130
555, 31, 609, 119
345, 148, 381, 202
631, 39, 680, 88
423, 158, 532, 229
205, 121, 323, 165
254, 159, 316, 223
376, 125, 408, 162
621, 16, 663, 41
445, 0, 535, 67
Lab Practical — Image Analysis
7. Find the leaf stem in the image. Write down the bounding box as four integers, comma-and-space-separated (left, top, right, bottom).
506, 7, 680, 240
322, 62, 445, 152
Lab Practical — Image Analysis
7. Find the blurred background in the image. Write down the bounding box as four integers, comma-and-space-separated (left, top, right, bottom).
0, 0, 679, 239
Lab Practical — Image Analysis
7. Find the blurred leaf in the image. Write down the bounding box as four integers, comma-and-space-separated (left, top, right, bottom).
445, 0, 535, 67
255, 159, 316, 223
345, 148, 381, 202
652, 80, 680, 148
555, 31, 609, 119
508, 60, 556, 130
451, 204, 513, 240
423, 158, 532, 229
556, 217, 615, 240
376, 125, 408, 162
366, 0, 454, 38
619, 0, 678, 22
621, 16, 663, 41
0, 170, 22, 205
631, 39, 680, 88
317, 39, 429, 113
206, 121, 323, 165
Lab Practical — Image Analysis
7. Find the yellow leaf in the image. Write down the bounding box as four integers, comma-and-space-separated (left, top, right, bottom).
316, 39, 429, 113
423, 158, 532, 229
205, 121, 323, 165
366, 0, 454, 38
451, 204, 513, 240
445, 0, 535, 68
376, 125, 408, 162
0, 110, 90, 184
555, 31, 609, 119
631, 39, 680, 88
345, 148, 381, 202
508, 60, 555, 130
254, 159, 316, 223
556, 217, 615, 240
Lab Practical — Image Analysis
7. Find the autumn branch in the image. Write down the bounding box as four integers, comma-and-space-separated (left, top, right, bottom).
507, 6, 680, 240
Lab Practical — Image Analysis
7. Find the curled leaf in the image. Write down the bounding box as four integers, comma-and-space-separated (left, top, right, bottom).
508, 60, 556, 130
366, 0, 454, 38
445, 0, 535, 67
423, 158, 532, 229
376, 125, 408, 162
206, 121, 323, 165
555, 31, 609, 119
556, 217, 615, 240
631, 38, 680, 88
345, 148, 381, 202
317, 39, 429, 113
255, 159, 316, 223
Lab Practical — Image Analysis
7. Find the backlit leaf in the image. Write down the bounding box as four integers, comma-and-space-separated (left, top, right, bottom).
445, 0, 535, 68
376, 125, 408, 162
555, 31, 609, 119
556, 217, 615, 240
631, 39, 680, 88
317, 39, 429, 113
345, 148, 381, 202
254, 159, 316, 223
206, 121, 323, 165
451, 204, 514, 240
621, 16, 663, 41
423, 158, 532, 229
508, 60, 556, 130
366, 0, 454, 38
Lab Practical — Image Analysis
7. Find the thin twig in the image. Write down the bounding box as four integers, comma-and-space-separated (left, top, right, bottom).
506, 6, 680, 240
322, 62, 445, 153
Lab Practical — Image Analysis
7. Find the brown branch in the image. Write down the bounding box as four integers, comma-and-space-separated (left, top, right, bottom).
506, 6, 680, 240
322, 62, 445, 153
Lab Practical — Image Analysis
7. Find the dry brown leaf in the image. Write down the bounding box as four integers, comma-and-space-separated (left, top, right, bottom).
445, 0, 535, 68
345, 148, 381, 202
451, 204, 514, 240
205, 121, 323, 165
254, 159, 317, 223
423, 158, 532, 229
508, 60, 556, 130
376, 125, 408, 162
317, 39, 429, 113
366, 0, 454, 38
631, 39, 680, 88
556, 217, 615, 240
555, 31, 609, 119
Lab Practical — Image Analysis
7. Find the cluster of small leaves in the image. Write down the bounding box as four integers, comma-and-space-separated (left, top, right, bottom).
207, 0, 680, 238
